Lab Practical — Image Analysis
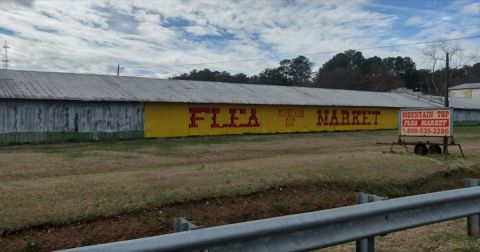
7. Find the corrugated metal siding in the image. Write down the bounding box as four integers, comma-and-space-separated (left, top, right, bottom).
0, 100, 144, 143
454, 109, 480, 125
0, 69, 435, 108
449, 97, 480, 110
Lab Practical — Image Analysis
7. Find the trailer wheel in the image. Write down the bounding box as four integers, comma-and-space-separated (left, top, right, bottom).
414, 144, 428, 156
429, 145, 442, 154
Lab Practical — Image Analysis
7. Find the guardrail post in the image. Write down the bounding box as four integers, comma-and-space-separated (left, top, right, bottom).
173, 218, 207, 252
173, 217, 201, 232
465, 178, 480, 237
356, 193, 387, 252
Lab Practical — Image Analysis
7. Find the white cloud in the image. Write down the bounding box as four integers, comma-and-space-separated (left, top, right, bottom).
462, 2, 480, 15
0, 0, 478, 78
441, 16, 453, 21
405, 16, 424, 26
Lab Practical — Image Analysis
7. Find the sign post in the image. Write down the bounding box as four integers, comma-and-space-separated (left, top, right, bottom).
444, 52, 450, 156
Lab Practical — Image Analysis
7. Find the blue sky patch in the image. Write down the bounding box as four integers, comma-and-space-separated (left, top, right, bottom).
0, 27, 16, 36
34, 26, 57, 34
161, 17, 192, 28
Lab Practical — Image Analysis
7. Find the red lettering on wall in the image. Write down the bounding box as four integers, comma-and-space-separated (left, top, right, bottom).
316, 109, 381, 127
317, 109, 329, 125
340, 110, 350, 125
247, 109, 260, 127
189, 107, 261, 128
329, 110, 340, 125
361, 111, 369, 125
210, 108, 222, 128
351, 111, 361, 125
189, 107, 210, 128
227, 108, 245, 127
371, 111, 380, 125
190, 107, 382, 129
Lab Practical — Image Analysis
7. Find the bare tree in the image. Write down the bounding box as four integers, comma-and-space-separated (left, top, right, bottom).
423, 40, 474, 93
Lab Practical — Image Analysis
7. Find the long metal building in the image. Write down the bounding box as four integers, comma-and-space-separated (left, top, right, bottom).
0, 69, 471, 143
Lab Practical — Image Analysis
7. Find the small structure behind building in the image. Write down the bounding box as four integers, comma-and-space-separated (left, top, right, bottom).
392, 87, 480, 126
449, 83, 480, 99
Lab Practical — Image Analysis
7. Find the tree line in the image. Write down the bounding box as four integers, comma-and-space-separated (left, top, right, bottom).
171, 48, 480, 94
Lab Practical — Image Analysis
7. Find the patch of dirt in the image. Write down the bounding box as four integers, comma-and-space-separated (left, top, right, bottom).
0, 184, 352, 251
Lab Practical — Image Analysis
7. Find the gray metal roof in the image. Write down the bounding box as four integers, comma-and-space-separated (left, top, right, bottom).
449, 97, 480, 110
449, 83, 480, 90
0, 69, 435, 108
392, 88, 480, 110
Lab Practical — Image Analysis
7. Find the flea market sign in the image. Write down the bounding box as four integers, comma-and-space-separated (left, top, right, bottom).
399, 108, 453, 137
188, 106, 383, 129
143, 103, 398, 138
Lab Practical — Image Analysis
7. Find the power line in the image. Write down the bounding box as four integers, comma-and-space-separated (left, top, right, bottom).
125, 34, 480, 69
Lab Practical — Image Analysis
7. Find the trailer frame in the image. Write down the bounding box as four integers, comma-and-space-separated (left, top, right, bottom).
377, 135, 464, 159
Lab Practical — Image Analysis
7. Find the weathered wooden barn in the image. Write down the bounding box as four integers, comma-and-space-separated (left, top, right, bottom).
0, 69, 477, 143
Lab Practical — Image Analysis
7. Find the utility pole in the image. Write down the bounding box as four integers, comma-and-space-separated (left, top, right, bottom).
116, 64, 125, 76
445, 52, 449, 107
2, 41, 9, 69
443, 52, 450, 155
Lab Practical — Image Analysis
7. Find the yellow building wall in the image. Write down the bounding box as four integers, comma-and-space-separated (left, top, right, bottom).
144, 103, 399, 138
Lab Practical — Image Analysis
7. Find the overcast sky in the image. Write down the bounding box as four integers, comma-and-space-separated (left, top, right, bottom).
0, 0, 479, 78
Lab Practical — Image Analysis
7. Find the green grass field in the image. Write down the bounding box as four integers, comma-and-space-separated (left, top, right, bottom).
0, 127, 480, 251
1, 127, 479, 232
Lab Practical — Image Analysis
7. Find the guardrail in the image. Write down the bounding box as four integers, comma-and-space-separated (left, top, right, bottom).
355, 192, 388, 252
465, 178, 480, 236
59, 181, 480, 252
